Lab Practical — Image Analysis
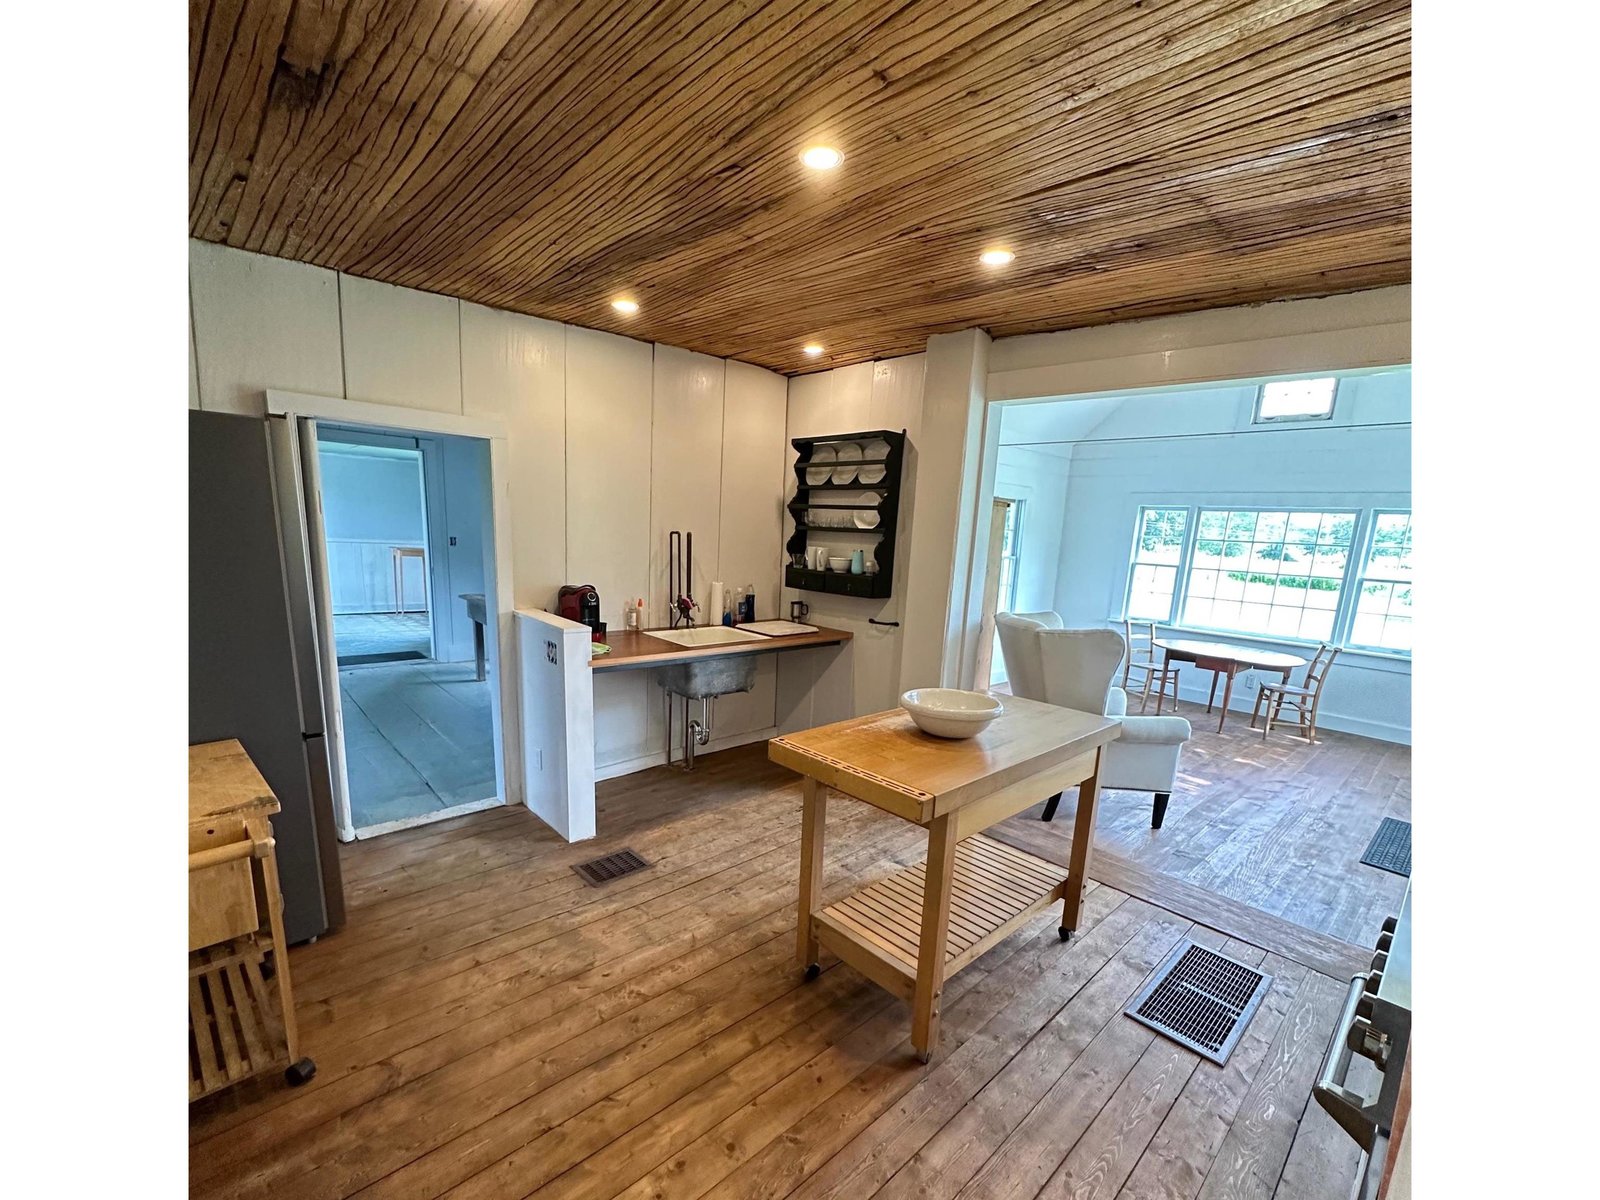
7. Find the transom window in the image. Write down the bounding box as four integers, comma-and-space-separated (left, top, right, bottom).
1254, 377, 1337, 423
1124, 505, 1411, 655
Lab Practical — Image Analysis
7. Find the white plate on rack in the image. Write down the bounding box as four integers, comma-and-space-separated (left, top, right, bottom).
832, 442, 862, 484
859, 438, 891, 484
805, 444, 836, 486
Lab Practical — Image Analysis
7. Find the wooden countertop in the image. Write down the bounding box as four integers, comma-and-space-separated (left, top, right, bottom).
589, 624, 851, 672
769, 694, 1120, 823
189, 739, 280, 825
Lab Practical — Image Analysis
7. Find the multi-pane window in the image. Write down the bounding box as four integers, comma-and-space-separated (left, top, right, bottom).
1126, 508, 1189, 620
1349, 511, 1413, 652
997, 499, 1025, 612
1123, 505, 1410, 655
1183, 510, 1355, 642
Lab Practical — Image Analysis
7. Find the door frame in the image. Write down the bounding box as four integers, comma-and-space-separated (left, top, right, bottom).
267, 390, 522, 835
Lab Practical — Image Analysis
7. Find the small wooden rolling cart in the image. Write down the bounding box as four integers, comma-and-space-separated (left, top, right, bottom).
189, 740, 315, 1101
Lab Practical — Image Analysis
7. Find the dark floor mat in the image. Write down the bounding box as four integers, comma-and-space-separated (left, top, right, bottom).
338, 650, 430, 667
1360, 817, 1411, 876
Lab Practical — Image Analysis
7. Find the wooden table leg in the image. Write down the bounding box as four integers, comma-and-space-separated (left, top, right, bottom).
1156, 650, 1172, 714
1205, 670, 1219, 713
796, 777, 827, 973
912, 813, 957, 1063
473, 621, 486, 682
1217, 667, 1237, 732
1060, 749, 1103, 940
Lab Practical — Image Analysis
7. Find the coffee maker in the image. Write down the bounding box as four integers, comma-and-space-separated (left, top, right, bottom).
557, 584, 601, 634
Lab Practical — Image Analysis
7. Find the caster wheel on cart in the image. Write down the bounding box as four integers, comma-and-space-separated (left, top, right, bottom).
804, 963, 821, 981
285, 1058, 317, 1087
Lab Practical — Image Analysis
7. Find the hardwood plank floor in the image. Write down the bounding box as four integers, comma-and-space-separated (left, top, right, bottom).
190, 745, 1370, 1199
1031, 719, 1410, 946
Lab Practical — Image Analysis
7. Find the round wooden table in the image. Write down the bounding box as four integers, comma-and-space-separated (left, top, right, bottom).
1152, 638, 1307, 732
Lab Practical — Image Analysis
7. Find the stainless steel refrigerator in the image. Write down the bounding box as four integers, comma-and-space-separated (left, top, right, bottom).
190, 410, 345, 943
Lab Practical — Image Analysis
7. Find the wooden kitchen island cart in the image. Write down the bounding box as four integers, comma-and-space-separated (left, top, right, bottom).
189, 739, 315, 1101
769, 695, 1120, 1060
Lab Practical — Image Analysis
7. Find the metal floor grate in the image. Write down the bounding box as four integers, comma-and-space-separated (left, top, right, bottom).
1124, 942, 1272, 1064
573, 848, 651, 886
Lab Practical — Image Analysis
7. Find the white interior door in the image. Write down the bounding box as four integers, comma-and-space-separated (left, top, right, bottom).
296, 419, 357, 840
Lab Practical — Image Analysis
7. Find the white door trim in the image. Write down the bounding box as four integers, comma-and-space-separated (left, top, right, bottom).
266, 389, 523, 818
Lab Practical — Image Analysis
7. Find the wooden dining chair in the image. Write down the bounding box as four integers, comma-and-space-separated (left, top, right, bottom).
1250, 643, 1340, 742
1122, 619, 1180, 713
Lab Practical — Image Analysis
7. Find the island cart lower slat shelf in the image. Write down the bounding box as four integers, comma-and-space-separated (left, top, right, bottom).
815, 834, 1069, 1000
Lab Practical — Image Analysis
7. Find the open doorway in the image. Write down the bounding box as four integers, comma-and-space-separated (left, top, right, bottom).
314, 423, 501, 835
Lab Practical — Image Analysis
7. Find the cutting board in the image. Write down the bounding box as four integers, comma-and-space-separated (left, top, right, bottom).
739, 620, 820, 637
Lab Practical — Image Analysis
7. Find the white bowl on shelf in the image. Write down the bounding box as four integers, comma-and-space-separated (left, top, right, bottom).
826, 556, 851, 572
900, 689, 1003, 739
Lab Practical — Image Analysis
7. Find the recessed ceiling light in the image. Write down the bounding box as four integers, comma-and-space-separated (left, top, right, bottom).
611, 297, 639, 315
979, 247, 1015, 267
800, 146, 843, 171
802, 344, 825, 357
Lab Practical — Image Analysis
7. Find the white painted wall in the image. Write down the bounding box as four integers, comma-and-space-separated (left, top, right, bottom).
1001, 370, 1412, 742
990, 445, 1072, 683
515, 610, 595, 841
190, 240, 791, 784
315, 444, 427, 613
782, 354, 927, 717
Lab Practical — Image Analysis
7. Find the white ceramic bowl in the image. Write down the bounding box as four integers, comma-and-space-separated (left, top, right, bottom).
900, 688, 1003, 739
826, 556, 851, 572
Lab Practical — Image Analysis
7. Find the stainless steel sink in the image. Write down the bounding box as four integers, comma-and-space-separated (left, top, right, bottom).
653, 626, 764, 770
650, 626, 768, 648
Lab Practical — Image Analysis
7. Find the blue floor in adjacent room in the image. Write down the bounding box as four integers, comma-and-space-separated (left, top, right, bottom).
339, 658, 497, 830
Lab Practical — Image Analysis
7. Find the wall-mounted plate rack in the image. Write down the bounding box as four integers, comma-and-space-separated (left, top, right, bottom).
785, 428, 907, 599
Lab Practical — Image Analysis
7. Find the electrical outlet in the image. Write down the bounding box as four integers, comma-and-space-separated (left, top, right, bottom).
533, 748, 543, 771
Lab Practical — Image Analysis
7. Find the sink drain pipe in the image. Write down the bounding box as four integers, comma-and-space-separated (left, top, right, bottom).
664, 691, 716, 771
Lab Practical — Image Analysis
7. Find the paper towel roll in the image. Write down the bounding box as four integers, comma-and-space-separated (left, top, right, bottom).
709, 581, 725, 622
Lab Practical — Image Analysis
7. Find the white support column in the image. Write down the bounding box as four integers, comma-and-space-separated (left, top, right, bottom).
897, 328, 990, 693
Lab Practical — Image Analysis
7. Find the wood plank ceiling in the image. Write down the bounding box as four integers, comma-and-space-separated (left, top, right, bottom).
190, 0, 1410, 374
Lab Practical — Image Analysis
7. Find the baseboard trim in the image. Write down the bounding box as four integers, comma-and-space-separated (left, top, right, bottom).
1166, 683, 1410, 745
596, 726, 780, 783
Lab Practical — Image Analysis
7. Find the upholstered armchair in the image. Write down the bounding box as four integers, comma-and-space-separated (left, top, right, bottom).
995, 611, 1192, 829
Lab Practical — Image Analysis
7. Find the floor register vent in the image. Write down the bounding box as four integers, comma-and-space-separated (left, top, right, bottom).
1124, 942, 1272, 1065
573, 848, 651, 886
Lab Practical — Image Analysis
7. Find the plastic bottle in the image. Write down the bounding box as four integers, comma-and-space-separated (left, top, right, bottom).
742, 585, 756, 623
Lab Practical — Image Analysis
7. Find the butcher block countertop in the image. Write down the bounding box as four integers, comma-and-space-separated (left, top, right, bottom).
589, 625, 851, 672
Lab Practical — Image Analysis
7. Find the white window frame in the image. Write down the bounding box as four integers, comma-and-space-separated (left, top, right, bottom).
1121, 503, 1411, 658
998, 497, 1026, 613
1123, 506, 1194, 624
1253, 377, 1339, 424
1341, 508, 1413, 653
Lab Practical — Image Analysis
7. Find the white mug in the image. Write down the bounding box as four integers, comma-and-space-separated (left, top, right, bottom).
809, 546, 829, 570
